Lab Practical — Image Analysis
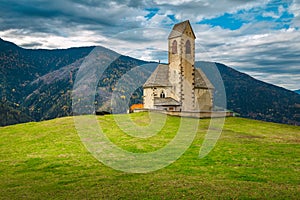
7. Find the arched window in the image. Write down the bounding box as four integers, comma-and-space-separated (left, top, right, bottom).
185, 40, 191, 54
172, 40, 177, 54
160, 91, 165, 98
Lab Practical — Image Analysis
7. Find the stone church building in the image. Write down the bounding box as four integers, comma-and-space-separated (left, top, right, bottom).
143, 20, 214, 112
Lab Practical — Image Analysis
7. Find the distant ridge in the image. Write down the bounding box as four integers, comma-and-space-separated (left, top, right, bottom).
0, 101, 33, 126
295, 89, 300, 94
0, 37, 95, 125
0, 38, 299, 126
198, 61, 300, 125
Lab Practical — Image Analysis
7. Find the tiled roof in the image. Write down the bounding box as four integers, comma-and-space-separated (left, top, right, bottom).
143, 64, 171, 87
154, 97, 181, 106
144, 64, 214, 90
168, 20, 196, 39
195, 68, 214, 89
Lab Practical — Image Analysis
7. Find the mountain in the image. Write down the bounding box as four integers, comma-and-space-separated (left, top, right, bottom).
0, 38, 149, 124
23, 51, 150, 120
0, 38, 299, 126
0, 37, 95, 125
197, 61, 300, 125
0, 100, 32, 126
0, 38, 94, 102
295, 89, 300, 94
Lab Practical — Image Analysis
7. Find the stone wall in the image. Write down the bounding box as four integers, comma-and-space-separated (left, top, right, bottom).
194, 88, 214, 111
133, 109, 234, 118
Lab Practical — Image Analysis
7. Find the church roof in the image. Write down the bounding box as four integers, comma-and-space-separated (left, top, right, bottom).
143, 64, 171, 88
144, 64, 214, 89
195, 68, 214, 89
154, 97, 181, 106
168, 20, 196, 39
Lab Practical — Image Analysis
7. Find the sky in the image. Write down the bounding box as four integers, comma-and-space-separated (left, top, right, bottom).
0, 0, 299, 90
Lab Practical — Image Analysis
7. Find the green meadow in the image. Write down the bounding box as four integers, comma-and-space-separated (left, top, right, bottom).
0, 112, 299, 199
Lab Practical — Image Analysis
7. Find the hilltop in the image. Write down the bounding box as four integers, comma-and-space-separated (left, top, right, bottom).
0, 113, 299, 199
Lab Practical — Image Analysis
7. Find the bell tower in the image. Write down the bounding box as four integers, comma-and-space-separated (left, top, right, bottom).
168, 20, 196, 111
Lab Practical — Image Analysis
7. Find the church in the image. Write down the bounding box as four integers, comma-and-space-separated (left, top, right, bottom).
143, 20, 214, 112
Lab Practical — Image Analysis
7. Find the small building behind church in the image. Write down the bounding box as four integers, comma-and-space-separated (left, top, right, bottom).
143, 20, 214, 112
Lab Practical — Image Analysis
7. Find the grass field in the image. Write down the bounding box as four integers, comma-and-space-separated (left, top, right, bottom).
0, 112, 299, 199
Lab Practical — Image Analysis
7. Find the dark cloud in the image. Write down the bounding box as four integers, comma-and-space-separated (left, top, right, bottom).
20, 41, 43, 48
0, 0, 145, 36
0, 0, 299, 90
0, 0, 269, 35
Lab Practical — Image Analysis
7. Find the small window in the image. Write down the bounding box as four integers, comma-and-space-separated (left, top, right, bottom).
160, 91, 166, 98
185, 40, 191, 54
172, 40, 177, 54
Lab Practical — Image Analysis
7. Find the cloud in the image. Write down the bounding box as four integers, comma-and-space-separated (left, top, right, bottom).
289, 0, 300, 28
19, 41, 43, 48
152, 0, 271, 21
0, 0, 271, 34
0, 0, 148, 36
193, 23, 300, 90
0, 0, 299, 90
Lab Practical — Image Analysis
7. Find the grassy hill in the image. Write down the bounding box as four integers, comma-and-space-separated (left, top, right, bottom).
0, 112, 299, 199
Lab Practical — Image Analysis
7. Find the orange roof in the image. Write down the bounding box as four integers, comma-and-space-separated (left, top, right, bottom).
130, 104, 144, 111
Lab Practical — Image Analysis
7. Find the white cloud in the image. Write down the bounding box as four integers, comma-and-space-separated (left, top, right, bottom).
289, 0, 300, 28
192, 22, 300, 90
153, 0, 271, 21
154, 0, 196, 6
0, 0, 299, 90
142, 13, 173, 27
0, 29, 106, 49
262, 11, 280, 19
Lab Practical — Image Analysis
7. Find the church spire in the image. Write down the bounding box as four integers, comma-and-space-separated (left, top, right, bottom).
168, 20, 196, 39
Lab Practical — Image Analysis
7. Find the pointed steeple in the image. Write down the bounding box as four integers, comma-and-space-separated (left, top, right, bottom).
168, 20, 196, 39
